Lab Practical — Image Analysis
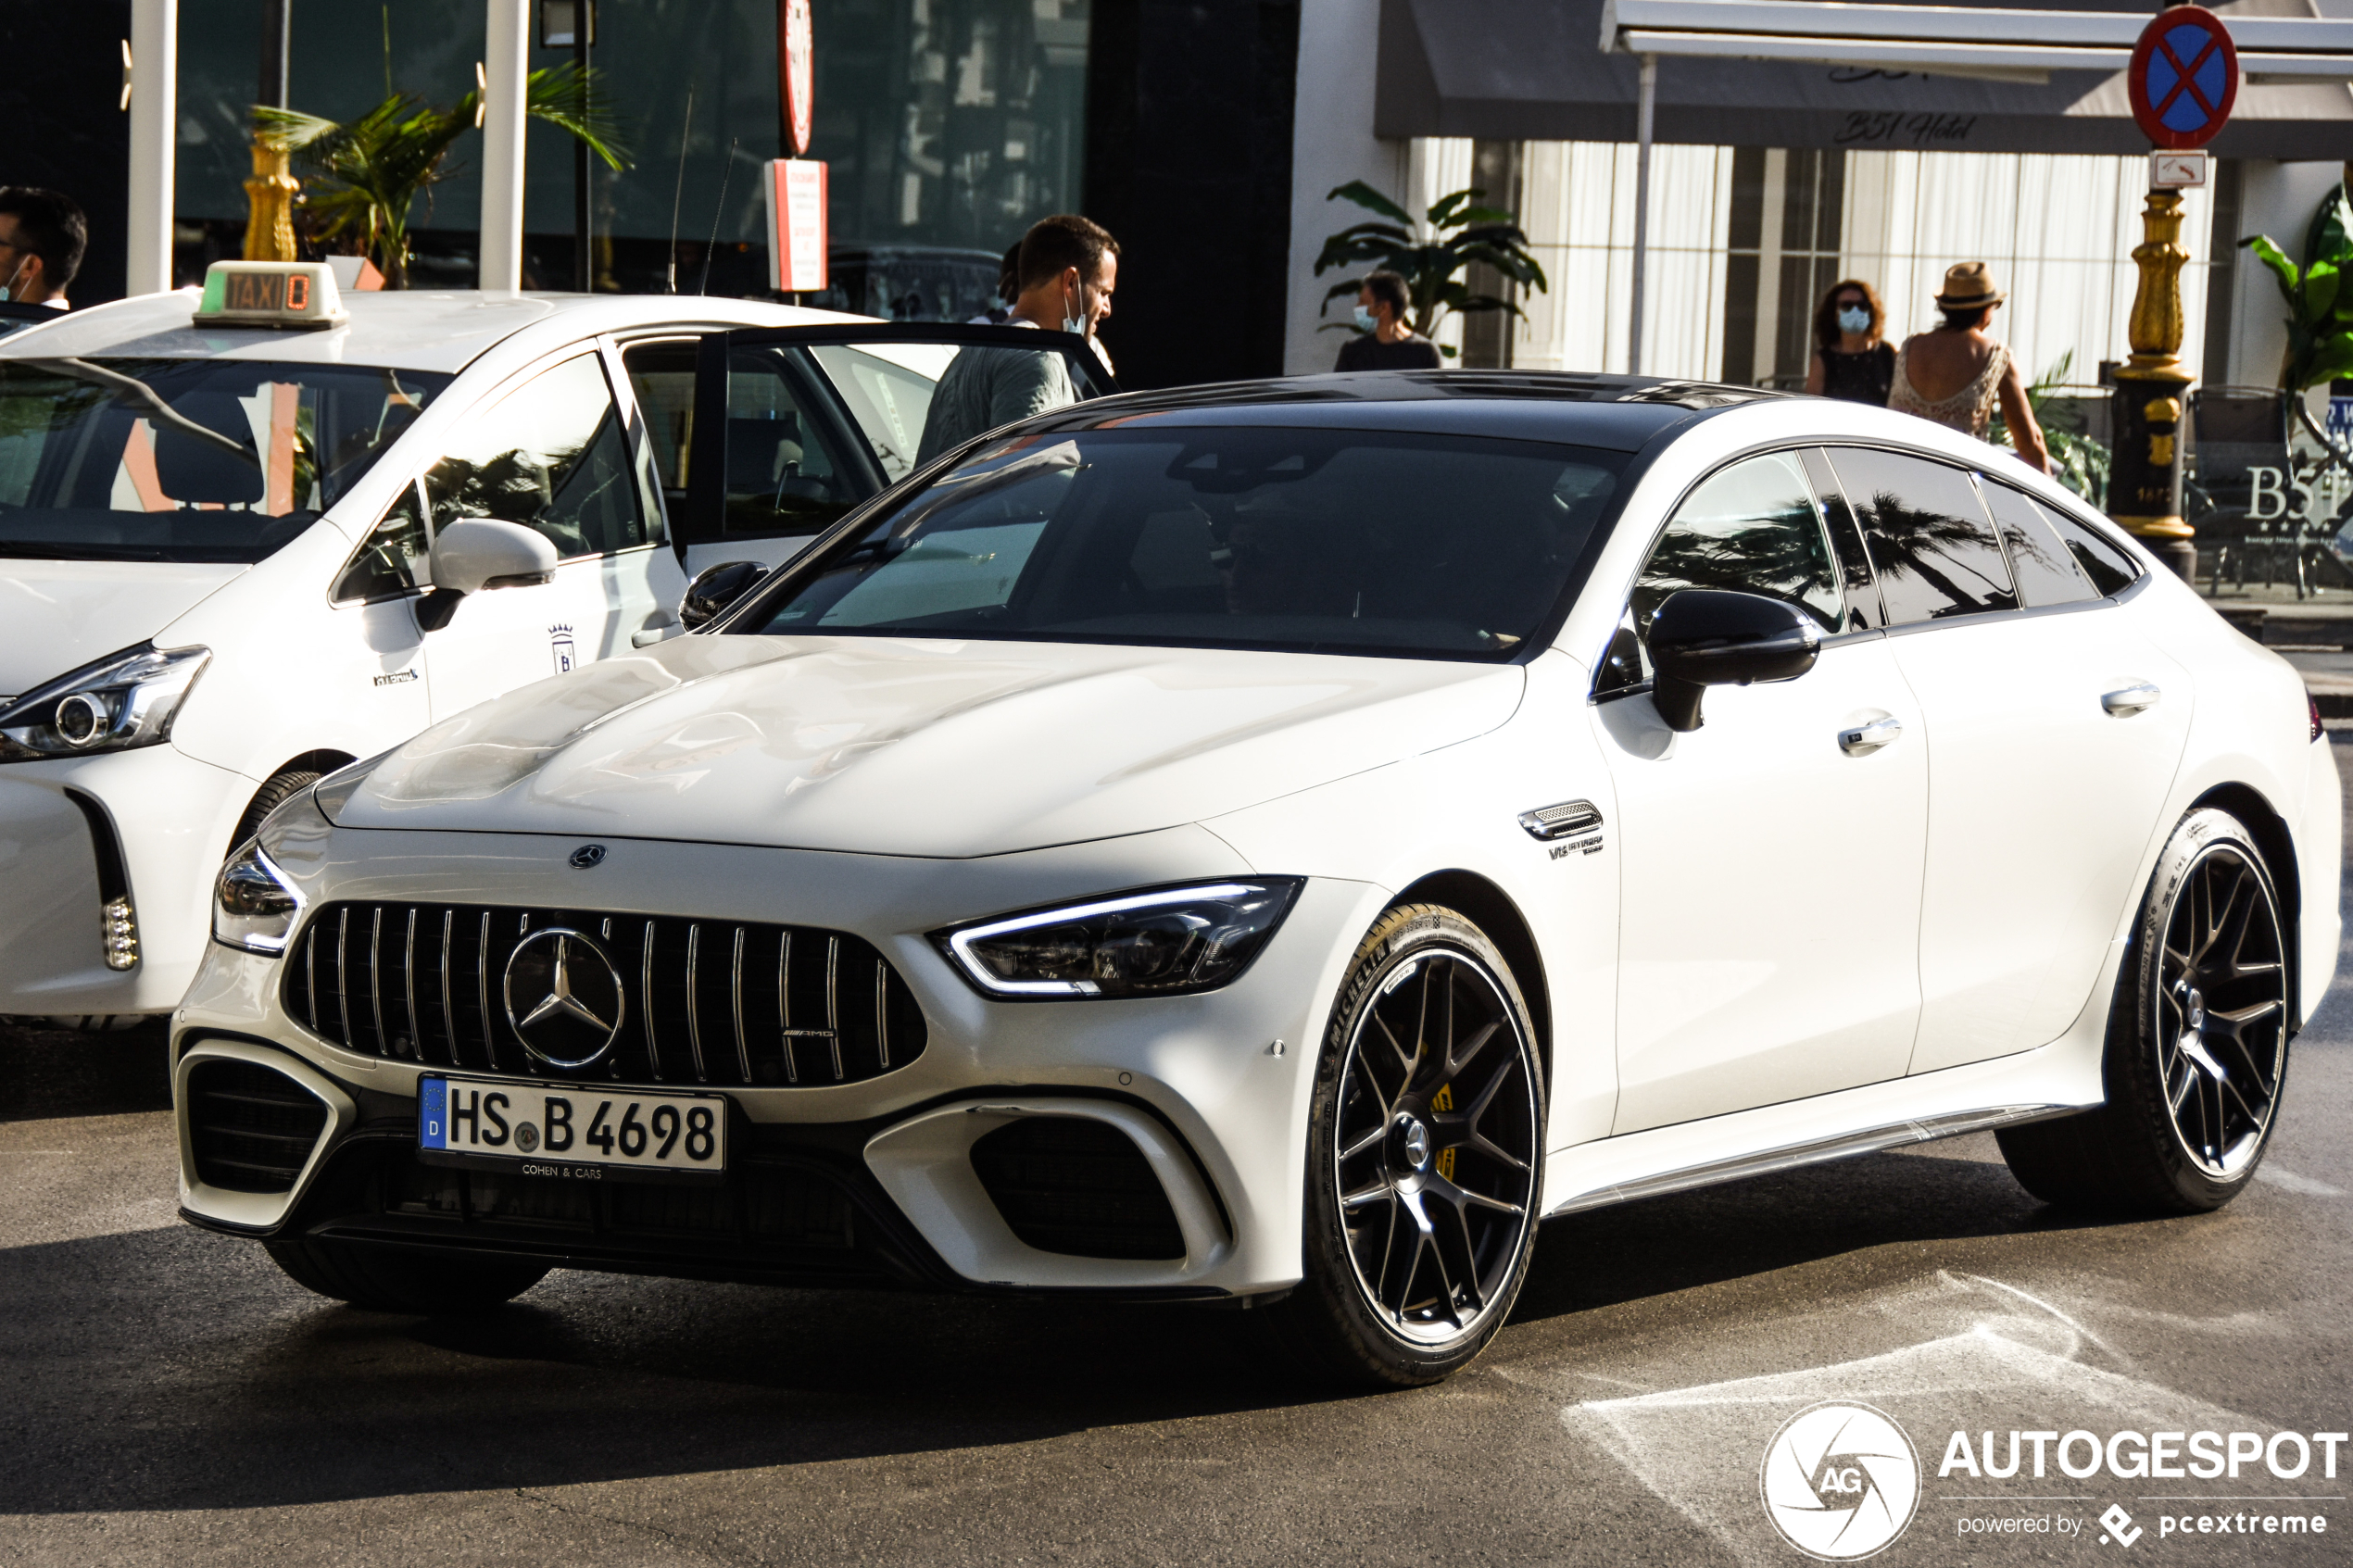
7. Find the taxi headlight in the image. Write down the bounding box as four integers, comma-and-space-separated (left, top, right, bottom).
214, 837, 306, 955
0, 644, 211, 761
935, 879, 1302, 999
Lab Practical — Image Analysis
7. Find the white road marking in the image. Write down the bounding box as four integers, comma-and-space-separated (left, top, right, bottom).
2256, 1162, 2347, 1197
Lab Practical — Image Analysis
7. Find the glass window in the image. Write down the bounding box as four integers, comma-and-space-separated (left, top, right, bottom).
811, 343, 950, 483
733, 426, 1623, 659
1824, 447, 2017, 622
709, 346, 873, 540
0, 358, 447, 564
2038, 500, 2141, 596
333, 481, 432, 603
424, 354, 649, 560
620, 339, 696, 511
1632, 452, 1843, 650
1977, 478, 2097, 608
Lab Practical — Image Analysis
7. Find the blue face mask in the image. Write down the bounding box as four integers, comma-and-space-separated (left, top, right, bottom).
0, 256, 25, 304
1837, 306, 1871, 336
1353, 305, 1378, 332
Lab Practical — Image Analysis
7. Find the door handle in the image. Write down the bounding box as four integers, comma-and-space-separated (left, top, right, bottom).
1838, 716, 1902, 756
2102, 682, 2161, 717
630, 611, 681, 649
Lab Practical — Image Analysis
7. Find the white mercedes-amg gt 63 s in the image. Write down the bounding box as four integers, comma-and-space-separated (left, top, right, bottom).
175, 355, 2340, 1387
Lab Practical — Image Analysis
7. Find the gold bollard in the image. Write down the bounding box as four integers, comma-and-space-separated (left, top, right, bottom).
2110, 187, 2198, 581
241, 133, 299, 264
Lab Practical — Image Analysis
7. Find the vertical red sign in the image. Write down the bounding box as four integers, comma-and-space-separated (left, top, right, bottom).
780, 0, 814, 157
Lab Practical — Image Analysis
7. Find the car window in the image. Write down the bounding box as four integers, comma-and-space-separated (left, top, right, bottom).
1632, 451, 1843, 648
733, 426, 1623, 659
1822, 447, 2017, 622
710, 345, 871, 540
619, 339, 696, 514
809, 343, 947, 483
423, 353, 650, 561
1797, 446, 1883, 629
333, 480, 432, 603
2037, 498, 2140, 596
1976, 477, 2097, 608
0, 358, 447, 564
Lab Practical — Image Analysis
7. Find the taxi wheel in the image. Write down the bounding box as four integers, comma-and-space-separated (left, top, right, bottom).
264, 1236, 550, 1314
1996, 808, 2292, 1215
1268, 903, 1545, 1387
226, 767, 326, 859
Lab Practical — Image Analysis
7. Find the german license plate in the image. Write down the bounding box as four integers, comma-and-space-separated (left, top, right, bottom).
419, 1075, 727, 1182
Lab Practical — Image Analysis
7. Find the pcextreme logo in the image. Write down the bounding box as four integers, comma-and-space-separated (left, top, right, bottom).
1760, 1402, 1922, 1560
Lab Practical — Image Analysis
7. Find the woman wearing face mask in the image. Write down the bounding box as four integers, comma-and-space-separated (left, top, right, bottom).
1334, 270, 1441, 371
1803, 280, 1894, 406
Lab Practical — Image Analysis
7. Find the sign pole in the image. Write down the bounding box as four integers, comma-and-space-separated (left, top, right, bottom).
1629, 53, 1655, 377
2112, 4, 2238, 582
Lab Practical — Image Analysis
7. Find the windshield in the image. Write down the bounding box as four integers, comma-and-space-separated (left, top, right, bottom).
0, 358, 450, 561
730, 426, 1623, 659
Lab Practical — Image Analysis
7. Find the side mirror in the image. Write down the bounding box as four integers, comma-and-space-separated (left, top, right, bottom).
1646, 588, 1820, 733
428, 518, 559, 595
678, 559, 772, 630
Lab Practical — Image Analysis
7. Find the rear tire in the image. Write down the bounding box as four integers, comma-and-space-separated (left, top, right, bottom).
1266, 904, 1545, 1387
1997, 807, 2292, 1215
265, 1236, 550, 1314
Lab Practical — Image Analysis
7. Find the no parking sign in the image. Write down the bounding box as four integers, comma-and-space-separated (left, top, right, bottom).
2129, 6, 2237, 149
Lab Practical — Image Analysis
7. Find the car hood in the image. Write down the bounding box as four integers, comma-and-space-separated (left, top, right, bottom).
336, 635, 1526, 857
0, 558, 245, 698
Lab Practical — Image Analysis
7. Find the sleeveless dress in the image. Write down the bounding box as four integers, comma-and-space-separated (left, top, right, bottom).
1819, 343, 1895, 407
1888, 339, 2008, 439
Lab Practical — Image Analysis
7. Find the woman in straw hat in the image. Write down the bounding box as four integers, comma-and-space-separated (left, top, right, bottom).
1888, 260, 2048, 472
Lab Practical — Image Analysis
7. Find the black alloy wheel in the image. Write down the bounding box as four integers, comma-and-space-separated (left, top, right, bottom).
2151, 833, 2288, 1179
1998, 807, 2292, 1214
1272, 904, 1544, 1386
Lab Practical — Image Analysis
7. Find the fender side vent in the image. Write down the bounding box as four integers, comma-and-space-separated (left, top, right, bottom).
970, 1117, 1185, 1261
1516, 799, 1603, 841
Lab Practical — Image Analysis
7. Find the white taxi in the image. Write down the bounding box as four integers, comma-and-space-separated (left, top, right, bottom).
0, 264, 1020, 1022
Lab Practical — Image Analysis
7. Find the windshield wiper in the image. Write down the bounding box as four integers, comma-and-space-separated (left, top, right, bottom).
24, 358, 259, 465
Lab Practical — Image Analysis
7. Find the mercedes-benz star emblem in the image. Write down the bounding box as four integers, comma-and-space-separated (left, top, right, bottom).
502, 928, 626, 1069
569, 844, 607, 869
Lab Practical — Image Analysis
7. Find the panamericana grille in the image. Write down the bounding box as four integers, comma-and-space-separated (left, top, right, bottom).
187, 1058, 329, 1193
281, 902, 928, 1087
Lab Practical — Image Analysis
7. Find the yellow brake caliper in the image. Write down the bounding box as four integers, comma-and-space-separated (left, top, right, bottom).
1431, 1084, 1455, 1181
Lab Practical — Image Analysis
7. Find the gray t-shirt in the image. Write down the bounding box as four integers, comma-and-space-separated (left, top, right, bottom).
913, 322, 1076, 466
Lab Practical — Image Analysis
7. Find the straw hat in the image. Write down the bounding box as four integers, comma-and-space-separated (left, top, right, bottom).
1935, 261, 2005, 309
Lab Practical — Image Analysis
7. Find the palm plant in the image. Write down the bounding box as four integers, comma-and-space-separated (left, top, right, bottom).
1313, 182, 1547, 355
1989, 350, 2109, 505
2242, 182, 2353, 471
257, 65, 630, 290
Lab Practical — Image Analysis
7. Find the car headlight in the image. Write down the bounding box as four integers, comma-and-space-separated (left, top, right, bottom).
0, 644, 211, 761
213, 783, 321, 955
935, 879, 1302, 999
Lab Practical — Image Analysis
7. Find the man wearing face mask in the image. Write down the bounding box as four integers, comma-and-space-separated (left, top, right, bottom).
915, 213, 1118, 466
1332, 270, 1440, 371
0, 188, 85, 310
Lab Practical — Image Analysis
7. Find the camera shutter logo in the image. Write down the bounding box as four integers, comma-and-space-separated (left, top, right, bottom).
1758, 1402, 1920, 1560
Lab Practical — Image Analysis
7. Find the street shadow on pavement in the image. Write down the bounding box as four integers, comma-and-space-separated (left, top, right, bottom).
0, 1137, 2144, 1518
0, 1019, 171, 1121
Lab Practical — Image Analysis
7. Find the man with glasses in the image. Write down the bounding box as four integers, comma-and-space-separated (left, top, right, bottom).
0, 187, 86, 309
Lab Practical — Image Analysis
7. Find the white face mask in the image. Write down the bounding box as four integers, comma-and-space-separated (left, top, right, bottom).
1837, 305, 1871, 336
1353, 305, 1378, 332
1063, 278, 1092, 339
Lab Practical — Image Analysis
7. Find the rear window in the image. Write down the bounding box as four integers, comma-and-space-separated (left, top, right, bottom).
1823, 446, 2017, 623
0, 357, 449, 563
731, 425, 1625, 659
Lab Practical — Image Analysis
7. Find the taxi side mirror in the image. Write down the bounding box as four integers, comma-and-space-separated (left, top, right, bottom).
1646, 588, 1820, 733
415, 519, 560, 631
678, 560, 772, 630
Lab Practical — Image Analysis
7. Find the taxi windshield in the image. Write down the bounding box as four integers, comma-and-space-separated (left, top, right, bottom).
731, 425, 1625, 659
0, 358, 450, 562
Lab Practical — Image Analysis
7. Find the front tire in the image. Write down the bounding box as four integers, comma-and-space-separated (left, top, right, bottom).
1268, 904, 1545, 1386
228, 765, 327, 859
265, 1236, 550, 1314
1997, 806, 2292, 1214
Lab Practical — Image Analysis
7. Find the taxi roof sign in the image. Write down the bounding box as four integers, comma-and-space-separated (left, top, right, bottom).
193, 260, 350, 331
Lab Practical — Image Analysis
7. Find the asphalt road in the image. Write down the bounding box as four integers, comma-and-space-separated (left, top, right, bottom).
6, 760, 2351, 1566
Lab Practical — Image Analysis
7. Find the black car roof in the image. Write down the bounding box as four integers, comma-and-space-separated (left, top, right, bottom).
1029, 370, 1787, 453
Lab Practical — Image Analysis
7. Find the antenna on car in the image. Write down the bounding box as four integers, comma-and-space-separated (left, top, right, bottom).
698, 136, 738, 298
665, 84, 695, 295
